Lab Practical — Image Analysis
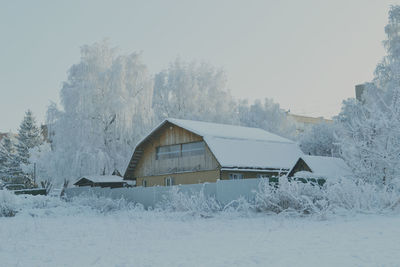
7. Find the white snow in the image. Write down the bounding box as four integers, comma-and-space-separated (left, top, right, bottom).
168, 118, 293, 143
1, 196, 400, 267
205, 136, 303, 170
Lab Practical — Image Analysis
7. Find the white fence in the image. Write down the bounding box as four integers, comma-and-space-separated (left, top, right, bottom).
64, 178, 263, 208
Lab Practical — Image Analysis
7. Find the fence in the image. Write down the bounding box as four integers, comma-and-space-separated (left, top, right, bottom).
64, 178, 263, 208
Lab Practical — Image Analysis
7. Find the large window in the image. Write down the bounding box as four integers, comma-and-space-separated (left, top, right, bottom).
156, 144, 181, 160
182, 142, 205, 157
156, 142, 205, 160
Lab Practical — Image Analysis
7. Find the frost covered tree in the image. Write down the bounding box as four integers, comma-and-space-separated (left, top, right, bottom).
15, 110, 42, 165
40, 41, 154, 184
337, 6, 400, 184
153, 59, 237, 124
237, 99, 296, 139
299, 122, 339, 156
0, 134, 22, 183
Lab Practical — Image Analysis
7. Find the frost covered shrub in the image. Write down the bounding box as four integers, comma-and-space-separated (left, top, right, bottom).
255, 178, 328, 215
0, 190, 18, 217
158, 186, 221, 215
325, 179, 400, 212
70, 194, 139, 214
255, 177, 400, 215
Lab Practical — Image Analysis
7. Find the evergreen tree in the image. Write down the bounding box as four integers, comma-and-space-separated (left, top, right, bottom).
16, 110, 42, 165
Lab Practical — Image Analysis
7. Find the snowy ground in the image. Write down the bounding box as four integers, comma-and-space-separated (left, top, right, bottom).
1, 195, 400, 266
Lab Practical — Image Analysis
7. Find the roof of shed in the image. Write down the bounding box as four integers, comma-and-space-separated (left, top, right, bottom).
74, 175, 125, 185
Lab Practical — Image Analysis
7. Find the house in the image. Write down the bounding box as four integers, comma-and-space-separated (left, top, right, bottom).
287, 113, 333, 134
124, 118, 304, 187
287, 155, 352, 179
74, 175, 129, 188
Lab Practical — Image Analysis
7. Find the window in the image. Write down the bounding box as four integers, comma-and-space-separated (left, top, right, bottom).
156, 144, 180, 160
164, 177, 174, 186
257, 174, 270, 178
229, 173, 243, 180
142, 180, 147, 187
182, 142, 205, 157
156, 142, 205, 160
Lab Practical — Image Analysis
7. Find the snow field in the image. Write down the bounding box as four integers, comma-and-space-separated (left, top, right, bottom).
1, 209, 400, 266
1, 189, 400, 267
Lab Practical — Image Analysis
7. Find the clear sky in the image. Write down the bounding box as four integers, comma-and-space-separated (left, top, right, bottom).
1, 0, 399, 132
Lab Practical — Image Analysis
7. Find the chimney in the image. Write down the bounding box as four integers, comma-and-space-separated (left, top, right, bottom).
355, 84, 366, 102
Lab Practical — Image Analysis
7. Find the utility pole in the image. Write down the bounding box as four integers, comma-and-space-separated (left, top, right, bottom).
33, 163, 36, 187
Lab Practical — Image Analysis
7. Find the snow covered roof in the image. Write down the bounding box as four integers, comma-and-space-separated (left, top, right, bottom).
168, 118, 302, 170
167, 118, 293, 143
75, 175, 125, 185
290, 155, 352, 178
205, 136, 302, 170
125, 118, 304, 177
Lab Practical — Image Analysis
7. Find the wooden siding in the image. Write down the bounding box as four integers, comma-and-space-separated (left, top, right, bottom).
287, 158, 311, 177
133, 123, 220, 178
137, 170, 220, 187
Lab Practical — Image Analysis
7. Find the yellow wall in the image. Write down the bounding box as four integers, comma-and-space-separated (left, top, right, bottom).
137, 169, 220, 187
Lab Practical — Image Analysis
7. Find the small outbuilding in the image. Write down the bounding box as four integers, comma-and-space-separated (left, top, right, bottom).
287, 155, 352, 179
74, 175, 129, 188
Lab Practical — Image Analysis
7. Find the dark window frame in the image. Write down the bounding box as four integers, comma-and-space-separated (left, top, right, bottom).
156, 141, 205, 160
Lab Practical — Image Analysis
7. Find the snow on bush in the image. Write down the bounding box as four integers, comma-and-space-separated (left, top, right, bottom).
255, 178, 327, 215
0, 190, 18, 217
69, 194, 142, 214
157, 186, 221, 216
255, 177, 400, 216
2, 176, 400, 219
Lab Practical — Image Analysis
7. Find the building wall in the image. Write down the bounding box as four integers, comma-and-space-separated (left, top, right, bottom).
137, 169, 220, 187
220, 170, 282, 180
134, 123, 220, 178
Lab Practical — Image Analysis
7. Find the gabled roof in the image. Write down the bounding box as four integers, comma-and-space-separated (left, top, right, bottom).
125, 118, 304, 178
289, 155, 352, 178
74, 175, 125, 185
167, 118, 293, 143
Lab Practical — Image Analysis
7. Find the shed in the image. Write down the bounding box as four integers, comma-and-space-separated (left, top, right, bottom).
287, 155, 352, 179
74, 175, 128, 188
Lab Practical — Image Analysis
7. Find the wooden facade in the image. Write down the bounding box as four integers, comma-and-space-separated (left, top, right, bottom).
287, 158, 312, 177
133, 123, 218, 178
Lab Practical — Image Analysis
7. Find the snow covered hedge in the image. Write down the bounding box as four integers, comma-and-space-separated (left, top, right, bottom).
255, 177, 400, 216
1, 176, 400, 218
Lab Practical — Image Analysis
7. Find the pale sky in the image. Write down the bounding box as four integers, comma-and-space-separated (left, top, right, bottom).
1, 0, 400, 132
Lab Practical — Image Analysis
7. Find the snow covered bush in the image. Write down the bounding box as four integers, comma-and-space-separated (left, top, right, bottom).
0, 190, 18, 217
69, 194, 140, 214
157, 186, 221, 216
255, 178, 328, 215
255, 177, 400, 216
